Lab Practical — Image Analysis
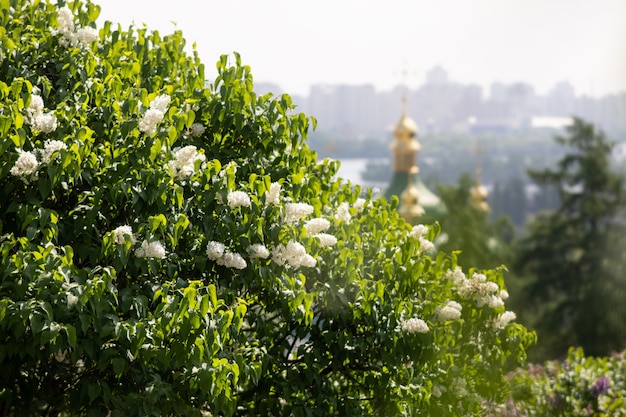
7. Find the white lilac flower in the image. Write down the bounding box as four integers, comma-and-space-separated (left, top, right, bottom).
206, 241, 225, 260
304, 218, 330, 236
353, 198, 367, 213
138, 108, 164, 135
418, 237, 435, 253
10, 150, 39, 180
265, 182, 281, 205
487, 295, 505, 309
315, 233, 337, 247
458, 272, 502, 307
444, 267, 466, 286
40, 140, 67, 164
435, 300, 463, 321
149, 94, 171, 113
271, 240, 316, 268
33, 112, 58, 133
57, 6, 74, 35
227, 191, 251, 209
27, 94, 44, 119
189, 123, 205, 136
168, 145, 205, 179
112, 225, 135, 245
499, 290, 509, 300
76, 27, 98, 47
399, 317, 429, 334
492, 311, 516, 330
283, 203, 314, 224
217, 251, 247, 269
335, 202, 351, 222
135, 240, 166, 259
248, 243, 270, 259
409, 224, 429, 239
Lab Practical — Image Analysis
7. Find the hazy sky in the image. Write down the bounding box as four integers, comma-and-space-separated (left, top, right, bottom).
95, 0, 626, 98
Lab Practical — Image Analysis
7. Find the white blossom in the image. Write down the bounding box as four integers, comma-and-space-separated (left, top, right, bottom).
189, 123, 205, 136
10, 150, 39, 180
409, 224, 429, 239
315, 233, 337, 247
206, 241, 225, 261
33, 112, 57, 133
418, 237, 435, 253
283, 203, 314, 224
75, 26, 99, 47
248, 243, 270, 259
304, 218, 330, 236
27, 94, 44, 119
149, 94, 171, 113
112, 225, 135, 245
227, 191, 251, 209
168, 145, 205, 179
272, 240, 316, 268
40, 140, 67, 164
217, 252, 247, 269
353, 198, 367, 213
492, 311, 517, 330
56, 6, 74, 35
399, 317, 429, 334
435, 300, 463, 321
335, 202, 351, 222
451, 377, 468, 397
135, 240, 166, 259
457, 272, 502, 307
265, 182, 281, 205
138, 108, 164, 136
444, 267, 466, 286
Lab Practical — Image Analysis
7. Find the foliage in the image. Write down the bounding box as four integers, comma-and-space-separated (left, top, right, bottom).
0, 0, 533, 415
491, 347, 626, 416
434, 173, 514, 270
512, 118, 626, 361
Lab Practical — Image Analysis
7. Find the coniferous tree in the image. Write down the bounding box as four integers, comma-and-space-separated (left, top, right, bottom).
513, 118, 626, 360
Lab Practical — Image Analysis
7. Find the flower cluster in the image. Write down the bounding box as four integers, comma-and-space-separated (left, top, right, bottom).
435, 300, 463, 321
410, 224, 435, 253
335, 202, 351, 222
314, 233, 337, 247
271, 240, 316, 268
447, 269, 507, 309
112, 225, 136, 245
283, 203, 314, 224
10, 150, 39, 182
188, 123, 206, 137
206, 241, 247, 269
398, 317, 429, 334
54, 6, 98, 48
139, 94, 171, 136
40, 140, 67, 164
491, 311, 516, 330
304, 218, 330, 236
135, 240, 166, 259
265, 182, 281, 206
247, 244, 270, 259
11, 139, 67, 183
26, 94, 57, 133
227, 191, 252, 210
167, 145, 206, 180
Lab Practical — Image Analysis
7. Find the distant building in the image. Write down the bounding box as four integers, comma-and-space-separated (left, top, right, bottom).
384, 99, 444, 223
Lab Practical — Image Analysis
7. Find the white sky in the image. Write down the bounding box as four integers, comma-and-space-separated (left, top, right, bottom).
95, 0, 626, 98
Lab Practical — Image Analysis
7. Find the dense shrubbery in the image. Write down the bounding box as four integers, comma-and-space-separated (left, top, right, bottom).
0, 1, 536, 415
494, 347, 626, 416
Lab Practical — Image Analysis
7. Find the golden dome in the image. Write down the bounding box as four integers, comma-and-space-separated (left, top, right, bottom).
394, 114, 419, 138
470, 183, 490, 212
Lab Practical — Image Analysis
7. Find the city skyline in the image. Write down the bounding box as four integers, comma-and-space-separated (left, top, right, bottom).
96, 0, 626, 98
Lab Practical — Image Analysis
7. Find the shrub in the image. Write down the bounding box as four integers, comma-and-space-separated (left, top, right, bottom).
0, 1, 534, 415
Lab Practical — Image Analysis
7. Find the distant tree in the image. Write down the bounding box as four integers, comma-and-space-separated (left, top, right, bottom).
435, 173, 514, 270
513, 118, 626, 360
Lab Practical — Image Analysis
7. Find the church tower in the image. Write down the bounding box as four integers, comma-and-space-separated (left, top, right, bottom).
384, 97, 443, 223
